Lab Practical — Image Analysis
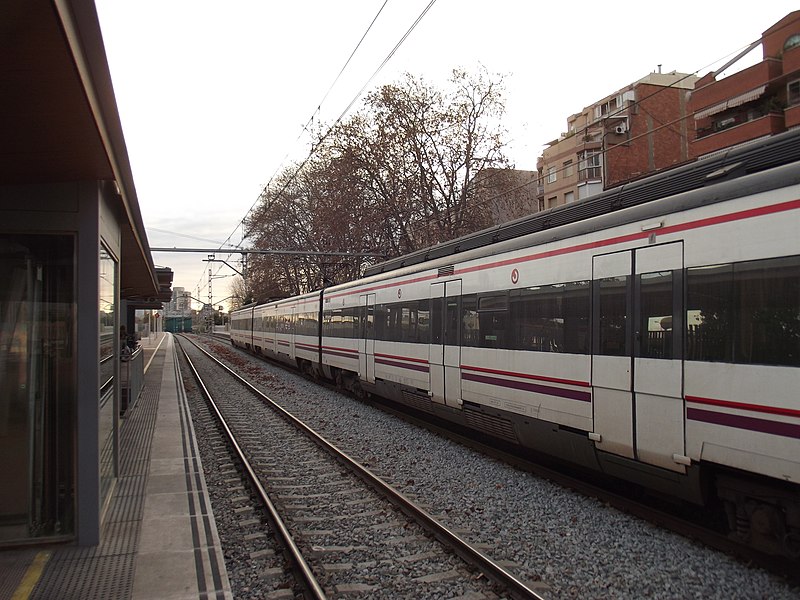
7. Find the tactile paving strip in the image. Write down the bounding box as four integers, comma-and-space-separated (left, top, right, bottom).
31, 354, 166, 600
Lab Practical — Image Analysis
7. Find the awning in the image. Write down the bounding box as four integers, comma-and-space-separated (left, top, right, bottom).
727, 85, 766, 108
694, 85, 766, 119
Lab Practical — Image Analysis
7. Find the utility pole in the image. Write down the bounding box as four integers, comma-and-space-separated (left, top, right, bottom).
207, 254, 214, 332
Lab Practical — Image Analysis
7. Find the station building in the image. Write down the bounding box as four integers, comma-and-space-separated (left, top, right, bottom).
0, 0, 171, 546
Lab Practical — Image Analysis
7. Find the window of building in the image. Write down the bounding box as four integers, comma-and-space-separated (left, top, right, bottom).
564, 191, 575, 204
563, 160, 574, 178
578, 151, 602, 181
788, 80, 800, 106
547, 166, 557, 184
548, 196, 557, 209
785, 34, 800, 52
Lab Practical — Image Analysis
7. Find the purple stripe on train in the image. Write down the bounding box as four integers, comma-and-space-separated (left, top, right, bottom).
375, 358, 430, 373
462, 372, 592, 403
325, 349, 359, 360
687, 408, 800, 439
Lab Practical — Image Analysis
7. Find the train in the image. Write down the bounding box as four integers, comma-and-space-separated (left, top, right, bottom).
231, 130, 800, 557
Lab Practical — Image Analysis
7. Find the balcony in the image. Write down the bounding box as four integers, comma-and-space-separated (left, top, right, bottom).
691, 113, 785, 157
690, 59, 783, 112
786, 104, 800, 129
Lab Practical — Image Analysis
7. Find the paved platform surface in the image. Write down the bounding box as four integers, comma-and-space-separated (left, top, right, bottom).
0, 332, 232, 600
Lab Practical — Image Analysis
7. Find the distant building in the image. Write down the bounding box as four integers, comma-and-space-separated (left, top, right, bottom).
537, 71, 697, 210
689, 11, 800, 158
169, 286, 191, 315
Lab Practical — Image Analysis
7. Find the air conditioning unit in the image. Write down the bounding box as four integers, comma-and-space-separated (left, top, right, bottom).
614, 124, 627, 134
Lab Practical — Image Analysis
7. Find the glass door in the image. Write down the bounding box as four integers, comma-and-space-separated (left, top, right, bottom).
592, 242, 686, 472
0, 235, 75, 543
430, 280, 462, 407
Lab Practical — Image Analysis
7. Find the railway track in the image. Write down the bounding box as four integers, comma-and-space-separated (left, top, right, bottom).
177, 334, 549, 599
192, 333, 800, 589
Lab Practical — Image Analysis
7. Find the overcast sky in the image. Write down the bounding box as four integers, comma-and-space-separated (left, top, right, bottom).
94, 1, 797, 311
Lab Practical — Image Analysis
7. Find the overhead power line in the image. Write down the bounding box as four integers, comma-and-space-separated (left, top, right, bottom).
194, 0, 402, 300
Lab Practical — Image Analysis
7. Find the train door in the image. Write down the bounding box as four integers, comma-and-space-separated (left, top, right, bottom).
591, 242, 686, 472
359, 293, 375, 383
429, 280, 462, 407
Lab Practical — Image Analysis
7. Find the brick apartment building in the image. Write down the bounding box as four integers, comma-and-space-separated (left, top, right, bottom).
537, 71, 696, 210
689, 11, 800, 158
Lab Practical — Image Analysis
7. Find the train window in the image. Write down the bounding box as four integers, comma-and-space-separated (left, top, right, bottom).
478, 310, 506, 348
431, 297, 443, 344
361, 304, 374, 339
639, 271, 673, 360
323, 308, 356, 338
687, 256, 800, 366
597, 276, 630, 356
373, 299, 430, 343
445, 296, 460, 346
478, 294, 508, 312
460, 294, 509, 348
510, 281, 590, 354
298, 310, 319, 337
348, 307, 360, 339
461, 295, 479, 347
374, 305, 387, 340
416, 300, 431, 343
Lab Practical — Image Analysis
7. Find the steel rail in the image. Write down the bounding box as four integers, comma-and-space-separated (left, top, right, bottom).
176, 339, 328, 600
183, 334, 547, 600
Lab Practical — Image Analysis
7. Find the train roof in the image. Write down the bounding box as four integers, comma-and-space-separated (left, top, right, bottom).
363, 129, 800, 277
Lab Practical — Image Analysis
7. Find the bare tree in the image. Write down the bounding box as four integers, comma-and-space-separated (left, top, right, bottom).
244, 66, 512, 294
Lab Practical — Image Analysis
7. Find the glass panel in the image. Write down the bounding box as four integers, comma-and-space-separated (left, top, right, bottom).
639, 271, 673, 359
99, 246, 117, 507
461, 294, 479, 347
686, 264, 733, 362
478, 294, 507, 311
734, 256, 799, 366
430, 296, 443, 345
510, 281, 590, 354
687, 256, 800, 366
445, 296, 460, 346
477, 310, 507, 348
598, 276, 629, 356
416, 300, 430, 344
0, 235, 75, 542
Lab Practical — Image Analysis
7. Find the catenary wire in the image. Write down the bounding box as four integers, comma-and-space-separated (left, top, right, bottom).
191, 28, 765, 303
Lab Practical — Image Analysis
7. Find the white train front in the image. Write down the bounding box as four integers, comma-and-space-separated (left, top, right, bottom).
231, 131, 800, 558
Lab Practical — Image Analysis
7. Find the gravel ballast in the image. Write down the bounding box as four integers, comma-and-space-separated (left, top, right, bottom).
191, 337, 799, 599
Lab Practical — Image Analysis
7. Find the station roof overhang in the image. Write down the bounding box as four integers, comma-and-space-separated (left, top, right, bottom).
0, 0, 163, 301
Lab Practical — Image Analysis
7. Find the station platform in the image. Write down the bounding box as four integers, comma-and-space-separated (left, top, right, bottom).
0, 333, 232, 600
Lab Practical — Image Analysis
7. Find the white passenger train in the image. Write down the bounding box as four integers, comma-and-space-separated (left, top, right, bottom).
231, 131, 800, 556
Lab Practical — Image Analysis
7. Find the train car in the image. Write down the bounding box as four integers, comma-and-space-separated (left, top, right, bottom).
229, 302, 256, 349
231, 130, 800, 556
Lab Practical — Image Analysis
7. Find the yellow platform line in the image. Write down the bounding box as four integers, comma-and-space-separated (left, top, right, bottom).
11, 550, 51, 600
